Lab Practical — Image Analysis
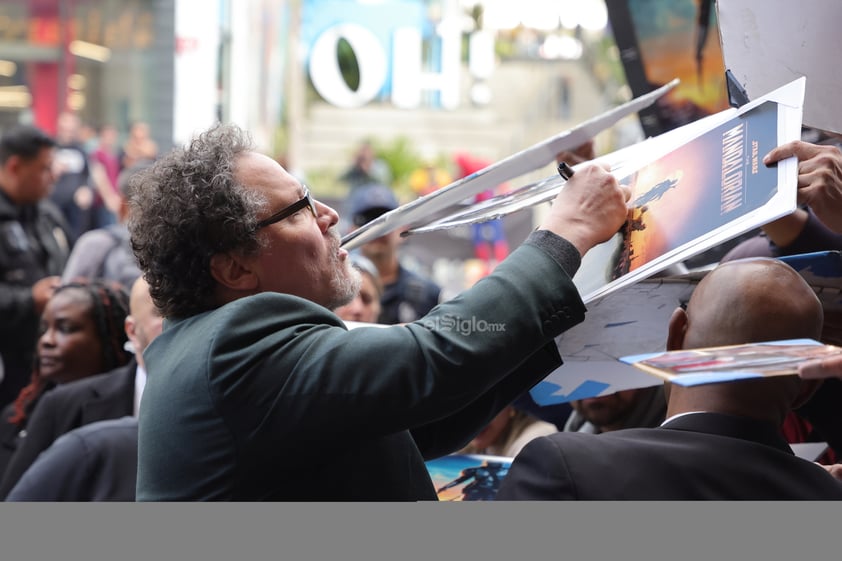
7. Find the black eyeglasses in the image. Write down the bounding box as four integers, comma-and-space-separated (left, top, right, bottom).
254, 186, 318, 230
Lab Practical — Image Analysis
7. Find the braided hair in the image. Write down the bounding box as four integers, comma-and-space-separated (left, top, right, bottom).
8, 280, 131, 427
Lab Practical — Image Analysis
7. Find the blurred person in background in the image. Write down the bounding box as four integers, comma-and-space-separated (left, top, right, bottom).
348, 184, 441, 324
118, 121, 158, 173
88, 124, 123, 229
339, 140, 392, 191
458, 405, 557, 458
334, 254, 383, 324
0, 280, 130, 476
0, 277, 160, 499
563, 386, 666, 434
50, 112, 95, 242
0, 125, 69, 409
60, 162, 149, 290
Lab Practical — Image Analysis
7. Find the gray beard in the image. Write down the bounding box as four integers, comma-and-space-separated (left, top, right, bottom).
327, 262, 361, 311
325, 227, 361, 310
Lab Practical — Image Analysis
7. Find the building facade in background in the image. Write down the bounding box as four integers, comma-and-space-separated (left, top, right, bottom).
0, 0, 175, 150
0, 0, 287, 154
1, 1, 616, 167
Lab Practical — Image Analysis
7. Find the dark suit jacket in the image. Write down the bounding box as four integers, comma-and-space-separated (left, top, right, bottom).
6, 416, 138, 502
0, 387, 55, 477
0, 360, 136, 498
497, 412, 842, 500
0, 193, 70, 409
137, 233, 586, 501
0, 402, 23, 478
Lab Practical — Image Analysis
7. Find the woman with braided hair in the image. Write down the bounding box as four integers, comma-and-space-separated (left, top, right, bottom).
0, 280, 131, 474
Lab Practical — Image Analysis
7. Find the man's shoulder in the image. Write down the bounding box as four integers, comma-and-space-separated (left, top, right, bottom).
71, 227, 119, 250
67, 416, 138, 444
83, 223, 128, 242
43, 417, 137, 468
0, 195, 62, 224
184, 292, 343, 327
158, 293, 346, 351
536, 426, 672, 451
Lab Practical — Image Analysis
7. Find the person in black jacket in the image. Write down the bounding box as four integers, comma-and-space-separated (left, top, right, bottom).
498, 258, 842, 500
0, 280, 130, 479
0, 277, 160, 498
0, 125, 70, 409
127, 123, 630, 501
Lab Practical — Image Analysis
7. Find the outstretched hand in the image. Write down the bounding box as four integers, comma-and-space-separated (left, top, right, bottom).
764, 140, 842, 233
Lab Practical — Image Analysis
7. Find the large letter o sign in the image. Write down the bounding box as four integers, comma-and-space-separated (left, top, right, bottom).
308, 23, 387, 108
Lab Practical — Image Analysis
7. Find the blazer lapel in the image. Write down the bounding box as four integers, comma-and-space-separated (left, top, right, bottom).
80, 361, 137, 424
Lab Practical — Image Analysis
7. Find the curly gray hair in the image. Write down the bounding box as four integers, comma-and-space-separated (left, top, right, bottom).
127, 123, 266, 318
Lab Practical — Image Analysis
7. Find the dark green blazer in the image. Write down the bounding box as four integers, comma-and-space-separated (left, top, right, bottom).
137, 232, 585, 501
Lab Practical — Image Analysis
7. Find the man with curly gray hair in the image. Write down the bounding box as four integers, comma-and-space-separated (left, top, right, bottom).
129, 125, 358, 318
128, 122, 631, 501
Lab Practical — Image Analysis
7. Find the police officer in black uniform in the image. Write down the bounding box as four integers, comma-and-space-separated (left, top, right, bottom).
0, 125, 70, 408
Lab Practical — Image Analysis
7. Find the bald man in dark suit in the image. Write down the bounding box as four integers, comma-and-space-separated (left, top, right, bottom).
498, 258, 842, 500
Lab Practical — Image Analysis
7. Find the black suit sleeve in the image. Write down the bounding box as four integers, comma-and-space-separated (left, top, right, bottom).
408, 230, 579, 458
203, 236, 587, 447
495, 436, 574, 500
411, 341, 562, 460
776, 208, 842, 255
0, 390, 62, 499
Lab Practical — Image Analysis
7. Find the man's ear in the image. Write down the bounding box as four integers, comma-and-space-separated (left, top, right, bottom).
124, 314, 141, 353
124, 315, 136, 341
209, 252, 259, 291
5, 155, 18, 172
666, 307, 688, 351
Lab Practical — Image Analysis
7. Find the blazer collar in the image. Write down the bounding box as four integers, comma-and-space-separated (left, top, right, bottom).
661, 412, 793, 454
81, 359, 137, 422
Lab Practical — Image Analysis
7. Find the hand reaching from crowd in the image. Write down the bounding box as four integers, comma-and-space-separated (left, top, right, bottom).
764, 140, 842, 233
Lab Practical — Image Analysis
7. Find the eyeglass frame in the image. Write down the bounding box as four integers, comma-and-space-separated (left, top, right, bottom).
254, 186, 318, 230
